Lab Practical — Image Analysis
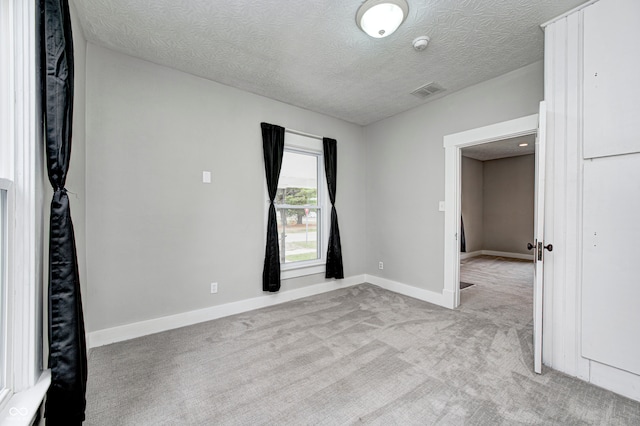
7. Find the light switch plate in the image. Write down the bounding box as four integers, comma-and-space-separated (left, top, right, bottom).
438, 201, 445, 211
203, 171, 211, 183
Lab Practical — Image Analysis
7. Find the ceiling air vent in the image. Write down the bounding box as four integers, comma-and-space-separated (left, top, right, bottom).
411, 82, 445, 99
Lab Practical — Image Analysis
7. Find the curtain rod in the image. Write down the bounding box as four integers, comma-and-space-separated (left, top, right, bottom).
285, 128, 323, 141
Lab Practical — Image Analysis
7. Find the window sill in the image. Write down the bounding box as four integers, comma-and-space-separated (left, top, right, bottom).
0, 370, 50, 426
281, 262, 326, 280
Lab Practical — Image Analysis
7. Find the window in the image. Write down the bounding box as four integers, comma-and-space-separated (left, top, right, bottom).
0, 0, 50, 422
276, 149, 322, 264
272, 133, 328, 278
0, 0, 11, 404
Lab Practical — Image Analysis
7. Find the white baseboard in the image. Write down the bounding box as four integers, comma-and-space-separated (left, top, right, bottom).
460, 251, 482, 260
88, 273, 452, 348
461, 250, 533, 261
365, 274, 449, 309
589, 360, 640, 402
88, 274, 365, 348
481, 250, 534, 260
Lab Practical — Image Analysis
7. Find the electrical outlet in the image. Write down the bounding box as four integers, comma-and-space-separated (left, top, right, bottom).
378, 262, 384, 270
210, 282, 218, 294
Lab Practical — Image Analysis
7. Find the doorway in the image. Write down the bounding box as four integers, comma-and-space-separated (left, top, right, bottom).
443, 111, 546, 373
442, 114, 539, 307
458, 137, 536, 325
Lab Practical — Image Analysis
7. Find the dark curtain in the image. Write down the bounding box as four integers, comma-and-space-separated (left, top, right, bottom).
40, 0, 87, 424
323, 138, 344, 279
460, 216, 466, 253
261, 123, 285, 292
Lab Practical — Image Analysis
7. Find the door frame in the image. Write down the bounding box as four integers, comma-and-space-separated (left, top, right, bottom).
442, 114, 539, 308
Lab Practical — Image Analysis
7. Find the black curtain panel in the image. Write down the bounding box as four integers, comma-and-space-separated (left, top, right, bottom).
40, 0, 87, 424
323, 138, 344, 279
261, 123, 285, 292
460, 216, 467, 253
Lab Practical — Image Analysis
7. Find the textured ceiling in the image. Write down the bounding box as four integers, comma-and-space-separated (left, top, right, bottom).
72, 0, 587, 125
462, 134, 535, 161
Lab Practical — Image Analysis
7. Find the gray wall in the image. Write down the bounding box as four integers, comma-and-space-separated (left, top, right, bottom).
82, 46, 542, 332
483, 154, 534, 254
461, 156, 483, 253
84, 45, 366, 332
364, 62, 543, 293
69, 2, 87, 301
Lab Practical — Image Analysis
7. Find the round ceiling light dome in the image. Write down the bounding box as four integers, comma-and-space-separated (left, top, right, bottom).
356, 0, 409, 39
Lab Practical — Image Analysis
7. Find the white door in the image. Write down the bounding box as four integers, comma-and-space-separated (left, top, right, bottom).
532, 101, 547, 374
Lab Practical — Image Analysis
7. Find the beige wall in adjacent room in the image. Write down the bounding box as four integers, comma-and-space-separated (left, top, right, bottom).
482, 154, 535, 254
84, 44, 367, 333
461, 156, 484, 253
364, 61, 543, 294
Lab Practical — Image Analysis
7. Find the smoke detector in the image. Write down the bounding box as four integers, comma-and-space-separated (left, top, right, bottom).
412, 36, 430, 51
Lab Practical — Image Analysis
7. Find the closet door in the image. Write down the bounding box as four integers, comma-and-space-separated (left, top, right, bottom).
582, 0, 640, 377
583, 0, 640, 159
582, 154, 640, 375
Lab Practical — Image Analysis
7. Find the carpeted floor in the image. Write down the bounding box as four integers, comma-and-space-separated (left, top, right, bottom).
86, 257, 640, 425
459, 255, 534, 327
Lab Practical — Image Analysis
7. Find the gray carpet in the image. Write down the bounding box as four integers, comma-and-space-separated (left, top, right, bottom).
86, 262, 640, 424
459, 255, 534, 327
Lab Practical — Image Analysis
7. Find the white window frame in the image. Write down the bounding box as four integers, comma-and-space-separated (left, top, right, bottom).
265, 132, 330, 280
0, 0, 14, 410
0, 179, 13, 406
0, 0, 50, 423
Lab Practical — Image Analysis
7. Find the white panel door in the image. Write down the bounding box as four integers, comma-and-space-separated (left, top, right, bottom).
584, 0, 640, 159
533, 102, 547, 374
583, 153, 640, 375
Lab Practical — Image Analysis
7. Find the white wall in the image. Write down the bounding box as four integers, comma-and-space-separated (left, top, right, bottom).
364, 62, 543, 293
84, 44, 366, 333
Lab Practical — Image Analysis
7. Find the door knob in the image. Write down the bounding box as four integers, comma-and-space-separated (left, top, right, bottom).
527, 242, 534, 251
544, 244, 553, 252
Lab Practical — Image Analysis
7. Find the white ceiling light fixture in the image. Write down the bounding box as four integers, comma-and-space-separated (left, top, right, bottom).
356, 0, 409, 39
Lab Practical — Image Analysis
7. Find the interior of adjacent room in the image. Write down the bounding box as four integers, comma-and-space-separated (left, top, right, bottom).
459, 136, 536, 325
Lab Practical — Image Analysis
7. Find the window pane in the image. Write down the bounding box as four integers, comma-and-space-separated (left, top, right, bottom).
277, 151, 318, 205
275, 150, 321, 265
277, 207, 319, 263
